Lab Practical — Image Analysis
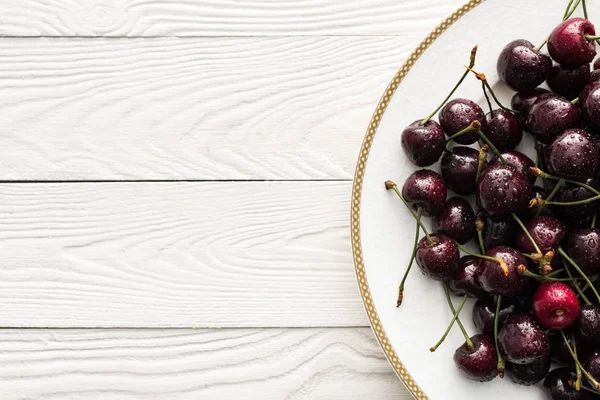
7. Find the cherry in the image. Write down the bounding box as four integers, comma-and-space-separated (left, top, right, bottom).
453, 334, 498, 382
591, 69, 600, 83
544, 367, 597, 400
476, 164, 532, 216
587, 352, 600, 381
526, 93, 582, 144
521, 186, 552, 219
448, 256, 486, 298
577, 304, 600, 344
485, 110, 522, 151
415, 233, 459, 281
511, 88, 550, 122
477, 246, 533, 297
516, 216, 566, 255
439, 98, 487, 145
440, 147, 479, 196
401, 169, 447, 217
548, 18, 597, 67
579, 81, 600, 134
595, 57, 600, 70
552, 178, 600, 228
544, 129, 599, 180
547, 62, 591, 100
434, 197, 475, 244
498, 313, 550, 364
507, 357, 551, 386
401, 119, 446, 167
532, 282, 580, 329
566, 228, 600, 275
497, 39, 552, 92
472, 296, 519, 336
489, 150, 536, 185
481, 215, 517, 250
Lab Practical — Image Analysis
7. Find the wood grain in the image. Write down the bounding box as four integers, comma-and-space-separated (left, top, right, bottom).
0, 327, 408, 399
0, 0, 463, 37
0, 36, 408, 180
0, 181, 366, 327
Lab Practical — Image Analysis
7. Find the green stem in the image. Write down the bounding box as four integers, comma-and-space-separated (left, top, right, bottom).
586, 35, 600, 41
520, 267, 583, 282
494, 296, 505, 378
535, 170, 600, 196
421, 46, 477, 125
560, 330, 600, 391
572, 97, 580, 105
535, 179, 564, 218
574, 333, 582, 391
582, 0, 589, 19
593, 214, 597, 229
386, 181, 434, 243
477, 130, 505, 163
563, 260, 592, 305
483, 80, 517, 113
455, 242, 502, 264
397, 208, 422, 307
482, 81, 494, 115
563, 0, 576, 19
477, 230, 486, 254
511, 213, 542, 254
476, 145, 488, 182
430, 295, 469, 352
445, 121, 481, 144
559, 247, 600, 302
443, 283, 473, 350
542, 193, 600, 206
565, 0, 583, 20
547, 268, 565, 277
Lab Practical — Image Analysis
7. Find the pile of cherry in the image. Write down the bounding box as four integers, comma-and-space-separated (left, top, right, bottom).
387, 3, 600, 399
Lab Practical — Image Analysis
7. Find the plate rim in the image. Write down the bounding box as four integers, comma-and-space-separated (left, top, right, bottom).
350, 1, 484, 398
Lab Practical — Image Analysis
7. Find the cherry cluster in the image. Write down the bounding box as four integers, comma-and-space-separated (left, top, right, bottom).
386, 2, 600, 398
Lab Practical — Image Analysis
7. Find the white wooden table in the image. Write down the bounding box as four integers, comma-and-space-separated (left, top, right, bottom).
0, 0, 464, 398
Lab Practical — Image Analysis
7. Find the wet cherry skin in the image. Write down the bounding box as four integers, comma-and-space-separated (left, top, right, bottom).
548, 18, 597, 66
472, 296, 520, 336
577, 304, 600, 345
448, 256, 486, 298
498, 313, 551, 365
415, 233, 459, 281
440, 147, 479, 196
547, 62, 591, 100
544, 129, 599, 180
566, 228, 600, 275
477, 246, 533, 297
453, 334, 499, 382
497, 39, 552, 91
439, 98, 487, 145
544, 367, 598, 400
532, 281, 580, 329
401, 119, 446, 167
485, 110, 523, 151
579, 81, 600, 134
515, 216, 566, 255
507, 357, 551, 386
401, 169, 447, 217
526, 93, 582, 144
434, 197, 476, 244
476, 164, 532, 216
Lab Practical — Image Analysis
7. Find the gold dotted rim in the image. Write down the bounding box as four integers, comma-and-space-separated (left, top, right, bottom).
350, 1, 483, 399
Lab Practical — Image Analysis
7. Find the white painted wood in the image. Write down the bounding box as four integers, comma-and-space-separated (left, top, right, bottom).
0, 36, 410, 180
0, 327, 409, 399
0, 181, 367, 327
0, 0, 464, 37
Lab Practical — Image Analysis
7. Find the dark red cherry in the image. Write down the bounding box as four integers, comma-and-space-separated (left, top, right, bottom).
497, 39, 552, 92
532, 282, 580, 329
485, 110, 522, 151
548, 18, 597, 67
477, 246, 533, 297
439, 98, 487, 145
516, 216, 566, 255
594, 57, 600, 70
566, 228, 600, 275
434, 197, 475, 244
547, 62, 591, 100
544, 367, 597, 400
477, 164, 532, 216
544, 129, 599, 180
448, 256, 485, 298
499, 313, 550, 364
577, 304, 600, 344
415, 233, 459, 281
579, 81, 600, 134
401, 169, 447, 217
591, 69, 600, 83
587, 352, 600, 381
510, 88, 550, 122
526, 93, 582, 144
440, 147, 479, 196
552, 178, 600, 228
481, 215, 517, 250
489, 150, 536, 185
401, 119, 446, 167
472, 296, 519, 336
507, 357, 551, 386
453, 334, 498, 382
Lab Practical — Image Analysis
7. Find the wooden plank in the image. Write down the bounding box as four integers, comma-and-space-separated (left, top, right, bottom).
0, 181, 366, 327
0, 327, 407, 399
0, 0, 463, 37
0, 36, 406, 180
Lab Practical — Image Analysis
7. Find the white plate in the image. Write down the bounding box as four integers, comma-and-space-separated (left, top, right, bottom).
351, 1, 596, 399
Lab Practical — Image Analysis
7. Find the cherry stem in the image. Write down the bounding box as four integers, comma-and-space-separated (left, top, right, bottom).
593, 214, 597, 229
536, 39, 549, 51
430, 295, 469, 352
494, 296, 505, 378
445, 120, 481, 144
565, 0, 583, 20
455, 241, 508, 275
385, 181, 434, 243
531, 168, 600, 196
511, 213, 543, 255
547, 267, 565, 277
475, 218, 486, 254
397, 207, 422, 307
443, 282, 473, 350
559, 247, 600, 302
466, 68, 518, 114
573, 333, 583, 391
482, 81, 494, 115
572, 97, 580, 105
582, 0, 589, 19
586, 35, 600, 41
476, 129, 506, 164
476, 145, 488, 182
540, 192, 600, 206
517, 265, 583, 282
421, 46, 477, 125
563, 260, 593, 305
563, 0, 576, 19
560, 330, 600, 391
535, 178, 564, 218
